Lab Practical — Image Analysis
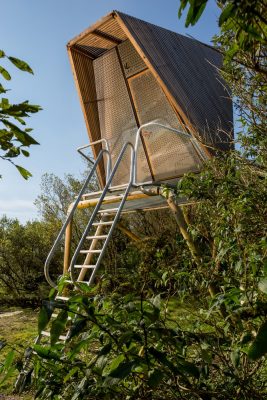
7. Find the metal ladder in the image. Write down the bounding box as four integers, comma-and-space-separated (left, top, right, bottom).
14, 141, 135, 393
69, 142, 134, 287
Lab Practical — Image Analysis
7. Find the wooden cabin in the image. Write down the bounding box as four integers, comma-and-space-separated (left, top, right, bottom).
67, 11, 233, 188
42, 12, 234, 292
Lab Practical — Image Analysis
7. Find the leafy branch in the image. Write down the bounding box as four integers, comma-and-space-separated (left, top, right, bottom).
0, 49, 41, 179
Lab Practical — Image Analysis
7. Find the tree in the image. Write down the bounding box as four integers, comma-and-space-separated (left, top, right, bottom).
178, 1, 267, 164
0, 50, 41, 179
8, 3, 267, 398
0, 216, 62, 306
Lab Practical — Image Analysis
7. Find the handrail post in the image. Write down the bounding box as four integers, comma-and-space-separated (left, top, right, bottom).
63, 215, 73, 275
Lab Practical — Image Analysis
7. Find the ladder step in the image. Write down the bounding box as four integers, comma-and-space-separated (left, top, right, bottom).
98, 208, 119, 214
92, 221, 113, 226
80, 249, 101, 254
41, 331, 68, 341
56, 296, 70, 301
86, 235, 108, 240
74, 264, 96, 269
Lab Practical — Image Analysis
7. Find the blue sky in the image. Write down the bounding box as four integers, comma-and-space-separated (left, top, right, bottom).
0, 0, 220, 223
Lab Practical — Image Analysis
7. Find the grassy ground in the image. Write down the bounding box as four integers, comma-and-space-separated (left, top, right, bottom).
0, 309, 37, 399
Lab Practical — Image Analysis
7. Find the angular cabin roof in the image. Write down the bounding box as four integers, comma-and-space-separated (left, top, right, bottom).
68, 11, 233, 148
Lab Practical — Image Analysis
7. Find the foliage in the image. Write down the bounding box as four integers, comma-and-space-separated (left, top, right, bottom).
0, 309, 37, 397
0, 50, 41, 179
0, 216, 62, 306
28, 274, 266, 399
178, 0, 267, 164
178, 0, 266, 53
2, 1, 267, 398
35, 173, 86, 224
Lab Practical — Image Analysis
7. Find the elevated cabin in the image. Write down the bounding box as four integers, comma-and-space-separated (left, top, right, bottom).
43, 12, 234, 290
17, 13, 234, 379
67, 11, 233, 190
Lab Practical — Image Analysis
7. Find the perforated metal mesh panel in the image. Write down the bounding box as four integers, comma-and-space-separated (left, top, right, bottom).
93, 48, 151, 185
129, 70, 202, 180
118, 39, 147, 78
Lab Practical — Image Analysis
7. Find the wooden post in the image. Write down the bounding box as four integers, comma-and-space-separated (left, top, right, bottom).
166, 193, 201, 264
63, 218, 73, 274
117, 223, 141, 242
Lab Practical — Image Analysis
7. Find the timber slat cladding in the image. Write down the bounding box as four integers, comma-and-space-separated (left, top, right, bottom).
70, 49, 105, 184
73, 17, 127, 55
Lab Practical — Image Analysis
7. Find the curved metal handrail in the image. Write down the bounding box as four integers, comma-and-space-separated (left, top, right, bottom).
70, 141, 135, 286
133, 121, 207, 185
44, 148, 111, 288
77, 138, 111, 180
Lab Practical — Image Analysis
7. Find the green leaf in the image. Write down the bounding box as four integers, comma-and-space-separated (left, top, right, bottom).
259, 278, 267, 294
1, 119, 39, 146
14, 116, 26, 125
3, 350, 14, 371
50, 309, 68, 346
1, 98, 10, 109
0, 50, 5, 58
0, 366, 16, 387
33, 344, 61, 361
67, 318, 87, 340
38, 302, 54, 334
110, 361, 135, 378
104, 361, 136, 385
230, 349, 240, 368
0, 83, 7, 94
0, 66, 11, 80
148, 369, 164, 388
98, 342, 112, 357
149, 347, 177, 374
8, 56, 33, 74
69, 339, 90, 360
63, 366, 80, 383
106, 354, 125, 374
0, 350, 15, 387
152, 294, 161, 310
15, 165, 32, 180
178, 0, 187, 19
185, 1, 208, 27
248, 321, 267, 360
179, 359, 200, 378
21, 149, 30, 157
219, 4, 235, 26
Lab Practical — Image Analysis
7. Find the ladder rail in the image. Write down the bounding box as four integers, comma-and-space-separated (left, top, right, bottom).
44, 148, 111, 288
70, 142, 135, 285
88, 147, 135, 285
